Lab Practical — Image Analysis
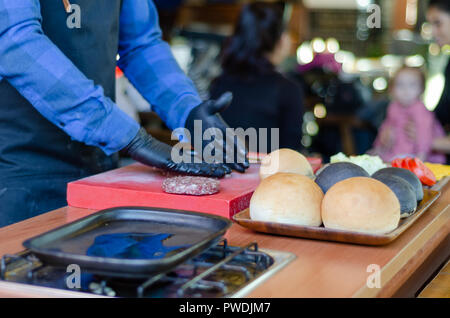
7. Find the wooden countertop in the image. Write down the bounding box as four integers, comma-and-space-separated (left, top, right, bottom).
0, 182, 449, 298
418, 259, 450, 297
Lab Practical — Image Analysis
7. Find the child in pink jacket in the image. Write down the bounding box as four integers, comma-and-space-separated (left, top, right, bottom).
369, 66, 446, 163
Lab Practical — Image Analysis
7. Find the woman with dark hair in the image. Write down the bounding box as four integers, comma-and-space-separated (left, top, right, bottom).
209, 2, 304, 152
428, 0, 450, 130
423, 0, 450, 157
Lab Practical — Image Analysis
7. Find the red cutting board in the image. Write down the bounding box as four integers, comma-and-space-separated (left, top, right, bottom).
67, 163, 262, 219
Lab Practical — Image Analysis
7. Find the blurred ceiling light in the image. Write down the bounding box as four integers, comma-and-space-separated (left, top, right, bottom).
335, 51, 351, 63
381, 54, 401, 68
429, 43, 441, 56
343, 63, 355, 73
303, 0, 359, 10
335, 51, 356, 73
405, 0, 418, 26
303, 111, 315, 122
313, 104, 327, 118
356, 58, 372, 72
326, 38, 340, 54
301, 135, 312, 148
357, 0, 370, 8
373, 77, 387, 91
334, 52, 345, 64
306, 121, 319, 136
405, 54, 425, 67
297, 42, 314, 65
312, 38, 326, 53
442, 45, 450, 55
394, 29, 414, 42
424, 74, 445, 110
420, 23, 433, 41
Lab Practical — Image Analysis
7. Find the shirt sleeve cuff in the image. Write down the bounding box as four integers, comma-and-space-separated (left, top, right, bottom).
89, 104, 141, 156
171, 94, 202, 142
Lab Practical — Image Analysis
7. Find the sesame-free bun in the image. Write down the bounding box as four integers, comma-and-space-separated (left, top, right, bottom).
322, 177, 400, 234
259, 148, 314, 180
250, 173, 324, 226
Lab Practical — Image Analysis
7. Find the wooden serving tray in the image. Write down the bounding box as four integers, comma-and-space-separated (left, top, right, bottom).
233, 189, 441, 246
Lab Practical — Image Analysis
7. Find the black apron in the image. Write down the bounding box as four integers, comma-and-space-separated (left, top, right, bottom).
0, 0, 122, 227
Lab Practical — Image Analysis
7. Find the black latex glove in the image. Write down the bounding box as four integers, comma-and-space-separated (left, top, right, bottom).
185, 92, 250, 173
123, 128, 231, 178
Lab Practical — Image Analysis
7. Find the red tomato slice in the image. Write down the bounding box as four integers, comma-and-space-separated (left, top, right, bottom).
410, 158, 436, 186
402, 158, 411, 169
391, 158, 403, 168
391, 157, 436, 186
396, 157, 412, 170
406, 157, 417, 170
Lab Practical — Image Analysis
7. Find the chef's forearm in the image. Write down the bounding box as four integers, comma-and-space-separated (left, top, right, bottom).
117, 0, 202, 132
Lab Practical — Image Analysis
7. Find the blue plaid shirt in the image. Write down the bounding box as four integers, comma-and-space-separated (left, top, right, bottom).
0, 0, 202, 155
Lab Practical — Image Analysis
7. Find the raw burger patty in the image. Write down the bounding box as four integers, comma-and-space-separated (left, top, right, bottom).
162, 176, 220, 196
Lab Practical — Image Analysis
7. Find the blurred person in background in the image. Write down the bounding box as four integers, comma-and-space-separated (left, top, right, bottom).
368, 67, 446, 163
427, 0, 450, 131
417, 0, 450, 159
209, 2, 304, 153
153, 0, 184, 41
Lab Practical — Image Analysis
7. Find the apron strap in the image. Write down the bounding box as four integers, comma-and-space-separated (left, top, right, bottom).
62, 0, 72, 13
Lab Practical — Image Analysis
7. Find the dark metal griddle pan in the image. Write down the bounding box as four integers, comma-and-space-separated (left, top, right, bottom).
23, 207, 232, 278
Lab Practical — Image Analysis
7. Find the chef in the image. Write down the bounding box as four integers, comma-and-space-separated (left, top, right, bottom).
0, 0, 248, 227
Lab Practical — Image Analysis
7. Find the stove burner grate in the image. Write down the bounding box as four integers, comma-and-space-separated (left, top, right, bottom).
0, 239, 275, 298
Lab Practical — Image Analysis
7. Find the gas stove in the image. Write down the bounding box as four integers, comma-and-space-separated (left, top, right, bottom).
0, 239, 295, 298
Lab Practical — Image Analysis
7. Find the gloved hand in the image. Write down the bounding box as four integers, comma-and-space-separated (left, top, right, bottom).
123, 128, 231, 178
185, 92, 250, 173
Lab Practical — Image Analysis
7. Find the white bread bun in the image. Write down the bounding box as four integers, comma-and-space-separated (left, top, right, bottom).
259, 148, 314, 180
250, 173, 324, 226
322, 177, 400, 234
